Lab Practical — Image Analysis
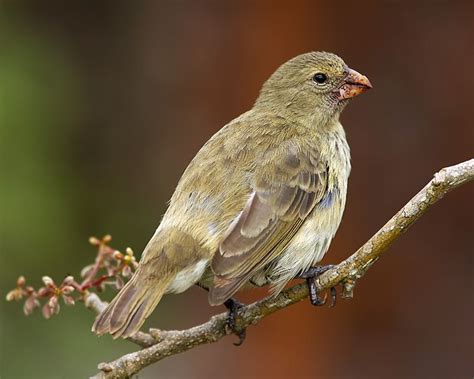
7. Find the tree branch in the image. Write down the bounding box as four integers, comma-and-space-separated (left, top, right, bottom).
91, 159, 474, 379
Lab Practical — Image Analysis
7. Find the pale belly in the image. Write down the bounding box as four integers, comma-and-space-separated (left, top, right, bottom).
166, 259, 209, 294
254, 187, 346, 294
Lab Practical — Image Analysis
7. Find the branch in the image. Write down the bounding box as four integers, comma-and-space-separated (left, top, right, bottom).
92, 159, 474, 379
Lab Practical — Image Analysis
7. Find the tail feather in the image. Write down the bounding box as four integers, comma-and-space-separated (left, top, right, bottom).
92, 268, 172, 338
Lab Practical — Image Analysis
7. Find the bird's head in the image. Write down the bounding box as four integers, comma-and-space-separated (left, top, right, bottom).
254, 51, 372, 126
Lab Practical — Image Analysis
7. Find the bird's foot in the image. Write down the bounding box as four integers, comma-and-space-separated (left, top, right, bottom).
223, 298, 246, 346
298, 265, 337, 307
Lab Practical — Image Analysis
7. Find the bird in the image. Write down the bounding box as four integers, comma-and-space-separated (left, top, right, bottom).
92, 51, 372, 341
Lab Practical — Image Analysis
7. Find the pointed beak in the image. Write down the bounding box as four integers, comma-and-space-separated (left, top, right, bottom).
337, 68, 372, 100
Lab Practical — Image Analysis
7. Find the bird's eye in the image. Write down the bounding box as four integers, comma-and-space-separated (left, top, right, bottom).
312, 73, 327, 84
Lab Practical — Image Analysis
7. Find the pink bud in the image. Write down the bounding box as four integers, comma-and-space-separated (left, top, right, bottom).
122, 265, 132, 278
17, 276, 26, 287
6, 288, 22, 301
61, 285, 75, 295
63, 295, 75, 306
115, 276, 124, 290
25, 286, 35, 294
80, 264, 94, 278
24, 297, 39, 316
47, 296, 60, 316
42, 276, 55, 287
6, 290, 15, 302
113, 250, 123, 260
37, 287, 50, 297
42, 302, 52, 319
48, 296, 58, 307
89, 236, 101, 246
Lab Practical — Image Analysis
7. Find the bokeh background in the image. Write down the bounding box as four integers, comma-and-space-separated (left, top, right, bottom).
1, 1, 473, 378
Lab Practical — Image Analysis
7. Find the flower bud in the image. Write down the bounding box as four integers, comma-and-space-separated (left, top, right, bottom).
17, 276, 26, 287
48, 296, 58, 308
24, 297, 39, 316
42, 276, 54, 287
37, 287, 49, 297
61, 285, 75, 295
6, 289, 21, 301
63, 295, 75, 306
115, 276, 124, 290
42, 302, 52, 319
113, 250, 123, 260
80, 264, 94, 278
122, 265, 132, 278
88, 236, 101, 246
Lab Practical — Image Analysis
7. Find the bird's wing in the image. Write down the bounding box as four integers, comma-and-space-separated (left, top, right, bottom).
209, 144, 328, 304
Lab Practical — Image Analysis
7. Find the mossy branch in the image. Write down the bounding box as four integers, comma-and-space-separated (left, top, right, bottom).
89, 158, 473, 379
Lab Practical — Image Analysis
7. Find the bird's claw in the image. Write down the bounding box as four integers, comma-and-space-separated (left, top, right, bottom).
299, 264, 335, 279
223, 298, 246, 346
298, 265, 337, 307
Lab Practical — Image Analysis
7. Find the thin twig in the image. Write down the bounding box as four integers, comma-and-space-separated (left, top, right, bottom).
91, 159, 474, 379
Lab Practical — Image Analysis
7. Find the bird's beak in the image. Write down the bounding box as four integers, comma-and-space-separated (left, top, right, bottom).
337, 68, 372, 100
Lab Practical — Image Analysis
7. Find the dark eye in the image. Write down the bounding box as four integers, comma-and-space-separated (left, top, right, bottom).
312, 73, 327, 84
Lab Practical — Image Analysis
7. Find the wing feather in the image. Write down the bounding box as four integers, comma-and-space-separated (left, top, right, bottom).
209, 146, 328, 304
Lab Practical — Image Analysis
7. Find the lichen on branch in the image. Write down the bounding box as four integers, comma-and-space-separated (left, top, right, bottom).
91, 158, 474, 379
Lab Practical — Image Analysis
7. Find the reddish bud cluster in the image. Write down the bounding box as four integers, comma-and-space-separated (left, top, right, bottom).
6, 235, 138, 319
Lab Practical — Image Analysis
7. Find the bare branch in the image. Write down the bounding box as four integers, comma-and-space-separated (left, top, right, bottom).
92, 159, 474, 379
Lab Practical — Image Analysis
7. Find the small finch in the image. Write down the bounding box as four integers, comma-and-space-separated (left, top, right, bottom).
93, 51, 372, 339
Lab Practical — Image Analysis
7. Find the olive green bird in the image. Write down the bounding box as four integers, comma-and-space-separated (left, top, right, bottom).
93, 51, 372, 340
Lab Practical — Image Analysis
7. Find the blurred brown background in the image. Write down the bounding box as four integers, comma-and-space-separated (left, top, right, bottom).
1, 1, 473, 378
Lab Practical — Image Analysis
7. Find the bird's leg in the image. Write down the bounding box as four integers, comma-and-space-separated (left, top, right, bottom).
223, 298, 247, 346
298, 265, 337, 307
195, 284, 247, 346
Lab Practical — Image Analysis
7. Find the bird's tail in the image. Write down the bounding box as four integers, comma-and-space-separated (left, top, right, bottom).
92, 266, 173, 338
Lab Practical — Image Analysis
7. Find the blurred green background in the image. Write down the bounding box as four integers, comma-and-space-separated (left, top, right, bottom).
1, 1, 473, 378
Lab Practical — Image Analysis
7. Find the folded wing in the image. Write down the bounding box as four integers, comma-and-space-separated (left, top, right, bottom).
209, 145, 328, 304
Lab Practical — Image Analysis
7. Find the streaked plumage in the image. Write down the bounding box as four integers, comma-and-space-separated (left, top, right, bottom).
93, 51, 371, 338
